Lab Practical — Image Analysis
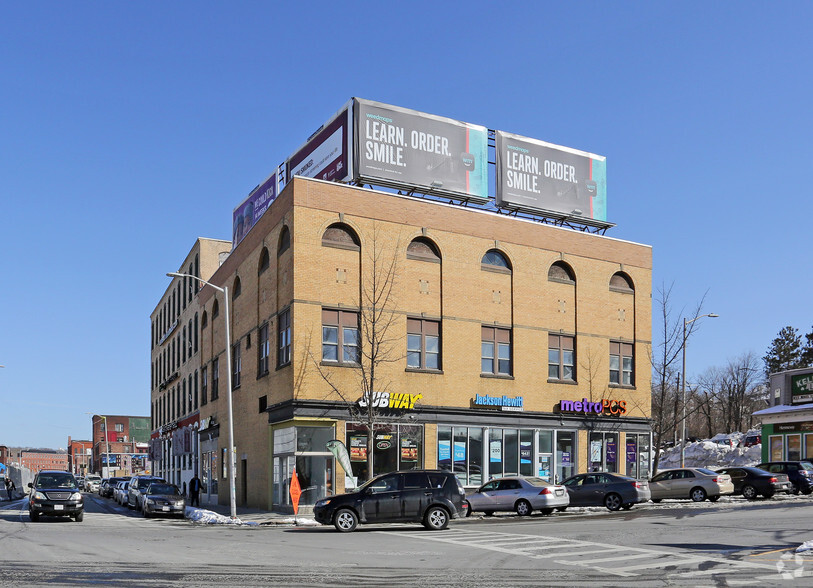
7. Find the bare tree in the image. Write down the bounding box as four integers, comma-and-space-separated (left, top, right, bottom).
649, 283, 708, 472
310, 224, 404, 482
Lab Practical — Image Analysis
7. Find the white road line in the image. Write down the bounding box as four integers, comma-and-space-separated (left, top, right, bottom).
609, 556, 707, 572
572, 552, 654, 565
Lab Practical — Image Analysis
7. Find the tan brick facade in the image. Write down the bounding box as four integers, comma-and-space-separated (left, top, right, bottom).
182, 177, 652, 512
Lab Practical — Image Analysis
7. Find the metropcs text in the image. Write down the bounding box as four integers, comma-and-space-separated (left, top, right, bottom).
364, 118, 450, 167
504, 147, 577, 194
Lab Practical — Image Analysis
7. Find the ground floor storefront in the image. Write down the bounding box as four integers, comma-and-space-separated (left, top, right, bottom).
267, 400, 651, 513
754, 404, 813, 462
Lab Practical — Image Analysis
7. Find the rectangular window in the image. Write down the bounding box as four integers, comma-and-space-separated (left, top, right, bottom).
481, 326, 511, 375
114, 423, 123, 433
610, 341, 634, 386
259, 395, 267, 413
212, 358, 219, 400
278, 309, 291, 367
548, 334, 575, 381
201, 367, 208, 406
232, 341, 242, 388
407, 318, 440, 370
194, 370, 199, 410
321, 309, 360, 364
258, 323, 270, 376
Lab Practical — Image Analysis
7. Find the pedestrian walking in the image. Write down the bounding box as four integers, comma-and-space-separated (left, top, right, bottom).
189, 473, 201, 507
5, 478, 15, 501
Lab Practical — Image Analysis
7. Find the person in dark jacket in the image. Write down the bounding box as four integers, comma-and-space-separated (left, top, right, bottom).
5, 477, 15, 501
189, 474, 201, 507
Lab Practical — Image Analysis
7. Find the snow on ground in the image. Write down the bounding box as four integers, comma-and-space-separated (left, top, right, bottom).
656, 430, 762, 470
184, 506, 318, 526
797, 540, 813, 554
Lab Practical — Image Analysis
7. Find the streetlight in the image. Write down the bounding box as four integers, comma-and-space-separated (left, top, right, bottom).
681, 313, 719, 467
87, 413, 111, 478
167, 271, 237, 520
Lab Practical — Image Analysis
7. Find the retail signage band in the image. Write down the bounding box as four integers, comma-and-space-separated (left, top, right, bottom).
473, 394, 524, 411
559, 398, 627, 416
357, 392, 422, 409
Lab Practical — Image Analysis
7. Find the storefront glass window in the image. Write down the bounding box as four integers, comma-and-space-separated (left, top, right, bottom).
638, 434, 650, 479
589, 432, 603, 471
556, 432, 576, 483
489, 428, 503, 478
770, 436, 784, 461
453, 427, 468, 483
345, 423, 424, 481
438, 426, 452, 473
468, 428, 483, 486
504, 429, 518, 476
605, 433, 618, 473
806, 434, 813, 461
788, 434, 802, 461
520, 429, 533, 476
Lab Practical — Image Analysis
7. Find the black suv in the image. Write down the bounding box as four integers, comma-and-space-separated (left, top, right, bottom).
28, 470, 84, 522
313, 470, 466, 532
756, 461, 813, 495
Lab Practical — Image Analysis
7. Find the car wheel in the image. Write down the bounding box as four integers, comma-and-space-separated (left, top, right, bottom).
515, 499, 532, 516
29, 511, 39, 522
484, 510, 494, 517
621, 503, 633, 510
742, 485, 758, 500
651, 498, 662, 504
802, 487, 813, 495
790, 483, 800, 495
540, 508, 554, 516
75, 511, 84, 522
708, 495, 720, 502
333, 508, 358, 533
464, 502, 473, 518
423, 506, 450, 531
143, 508, 150, 518
690, 487, 707, 502
556, 506, 567, 512
762, 491, 775, 499
604, 493, 622, 511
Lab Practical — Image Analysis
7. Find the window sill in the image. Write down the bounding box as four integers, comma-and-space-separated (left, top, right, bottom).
275, 362, 291, 371
256, 370, 269, 380
405, 368, 444, 375
320, 361, 360, 368
480, 373, 514, 380
608, 383, 636, 390
547, 378, 578, 385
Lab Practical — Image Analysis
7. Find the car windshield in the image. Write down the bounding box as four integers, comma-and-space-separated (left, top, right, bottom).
524, 477, 553, 487
148, 484, 180, 495
36, 473, 76, 488
801, 462, 813, 471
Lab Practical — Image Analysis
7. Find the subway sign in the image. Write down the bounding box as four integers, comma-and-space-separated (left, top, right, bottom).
559, 398, 627, 416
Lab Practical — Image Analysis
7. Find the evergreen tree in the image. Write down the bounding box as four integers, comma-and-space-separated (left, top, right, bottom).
802, 326, 813, 368
763, 326, 803, 377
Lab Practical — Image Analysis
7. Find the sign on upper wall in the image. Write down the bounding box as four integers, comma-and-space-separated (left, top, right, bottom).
791, 373, 813, 405
287, 102, 352, 185
353, 99, 489, 203
495, 131, 607, 222
233, 166, 284, 248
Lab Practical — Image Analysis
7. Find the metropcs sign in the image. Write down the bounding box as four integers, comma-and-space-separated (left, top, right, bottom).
559, 398, 627, 416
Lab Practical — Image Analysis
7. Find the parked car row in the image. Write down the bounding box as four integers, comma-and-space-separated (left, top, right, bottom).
95, 474, 185, 519
313, 462, 811, 533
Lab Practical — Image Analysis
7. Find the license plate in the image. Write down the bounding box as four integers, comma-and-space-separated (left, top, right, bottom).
54, 505, 63, 511
555, 489, 564, 496
161, 506, 170, 511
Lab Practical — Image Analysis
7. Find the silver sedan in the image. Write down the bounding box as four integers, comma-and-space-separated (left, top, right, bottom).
649, 468, 734, 502
466, 476, 569, 516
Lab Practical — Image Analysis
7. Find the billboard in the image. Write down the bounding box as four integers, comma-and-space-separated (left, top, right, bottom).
233, 166, 283, 248
791, 373, 813, 404
287, 102, 352, 184
495, 130, 607, 222
354, 99, 489, 202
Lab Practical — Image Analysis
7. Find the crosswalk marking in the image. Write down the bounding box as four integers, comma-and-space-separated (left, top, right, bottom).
383, 528, 782, 581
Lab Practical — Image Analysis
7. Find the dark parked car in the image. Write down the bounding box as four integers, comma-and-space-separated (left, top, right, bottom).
28, 470, 84, 522
127, 475, 166, 509
561, 472, 651, 511
100, 476, 130, 499
142, 483, 186, 518
743, 434, 761, 448
756, 461, 813, 495
715, 466, 792, 499
313, 470, 467, 532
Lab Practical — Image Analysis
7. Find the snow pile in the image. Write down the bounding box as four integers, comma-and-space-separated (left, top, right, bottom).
185, 506, 259, 525
798, 541, 813, 554
656, 430, 763, 470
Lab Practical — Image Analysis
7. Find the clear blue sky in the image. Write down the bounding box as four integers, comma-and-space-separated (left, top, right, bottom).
2, 2, 811, 449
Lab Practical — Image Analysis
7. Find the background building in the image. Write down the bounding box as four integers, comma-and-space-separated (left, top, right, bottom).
89, 415, 150, 477
754, 367, 813, 462
67, 437, 92, 476
20, 450, 68, 472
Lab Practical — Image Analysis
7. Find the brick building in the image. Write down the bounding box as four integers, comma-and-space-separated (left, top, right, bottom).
152, 174, 652, 512
89, 415, 151, 477
67, 437, 93, 476
21, 450, 68, 472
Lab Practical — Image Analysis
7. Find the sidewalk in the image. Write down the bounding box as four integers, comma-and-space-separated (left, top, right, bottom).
194, 501, 317, 526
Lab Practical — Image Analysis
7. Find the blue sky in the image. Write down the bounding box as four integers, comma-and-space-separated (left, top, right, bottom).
2, 2, 811, 449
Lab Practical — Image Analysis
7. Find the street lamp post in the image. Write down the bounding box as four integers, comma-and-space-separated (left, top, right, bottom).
87, 413, 111, 477
167, 272, 237, 520
681, 313, 719, 468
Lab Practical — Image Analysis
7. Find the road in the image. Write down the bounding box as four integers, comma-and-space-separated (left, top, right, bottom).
1, 492, 811, 586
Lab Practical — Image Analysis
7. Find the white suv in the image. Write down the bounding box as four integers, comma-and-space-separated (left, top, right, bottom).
85, 475, 102, 493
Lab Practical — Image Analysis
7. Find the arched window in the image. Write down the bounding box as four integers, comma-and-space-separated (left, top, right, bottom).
481, 249, 512, 272
212, 299, 219, 319
407, 237, 441, 262
548, 261, 575, 283
258, 247, 270, 274
322, 223, 360, 250
610, 272, 634, 293
278, 226, 291, 256
201, 311, 208, 329
232, 277, 242, 299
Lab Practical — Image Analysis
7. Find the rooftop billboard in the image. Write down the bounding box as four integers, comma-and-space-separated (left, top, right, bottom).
495, 131, 607, 222
287, 102, 352, 184
233, 166, 284, 248
353, 99, 489, 203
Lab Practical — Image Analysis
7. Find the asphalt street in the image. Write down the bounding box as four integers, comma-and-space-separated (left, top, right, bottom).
1, 492, 811, 586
